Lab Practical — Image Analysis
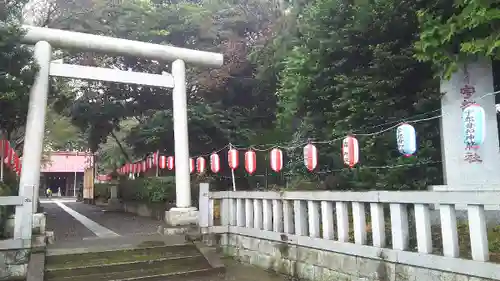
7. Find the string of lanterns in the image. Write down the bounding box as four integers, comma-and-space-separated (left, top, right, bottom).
115, 103, 486, 176
0, 139, 22, 176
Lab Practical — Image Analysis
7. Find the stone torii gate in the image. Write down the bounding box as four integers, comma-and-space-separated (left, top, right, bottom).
14, 25, 223, 240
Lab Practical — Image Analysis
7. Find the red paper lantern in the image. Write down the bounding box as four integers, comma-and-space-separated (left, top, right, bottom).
152, 152, 159, 166
270, 148, 283, 172
142, 160, 147, 171
303, 143, 318, 171
210, 153, 220, 173
1, 140, 11, 167
147, 157, 152, 169
342, 136, 359, 167
245, 150, 256, 175
189, 158, 195, 173
228, 148, 239, 170
159, 156, 167, 169
196, 157, 206, 174
13, 152, 19, 172
167, 156, 174, 170
3, 147, 13, 167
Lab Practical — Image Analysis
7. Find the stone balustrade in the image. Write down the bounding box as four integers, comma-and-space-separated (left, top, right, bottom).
199, 183, 500, 280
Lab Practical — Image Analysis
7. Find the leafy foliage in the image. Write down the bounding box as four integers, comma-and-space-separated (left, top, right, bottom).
45, 0, 281, 176
32, 0, 488, 192
44, 107, 87, 151
274, 0, 443, 190
119, 176, 176, 203
0, 170, 18, 238
415, 0, 500, 77
0, 1, 36, 148
93, 183, 111, 200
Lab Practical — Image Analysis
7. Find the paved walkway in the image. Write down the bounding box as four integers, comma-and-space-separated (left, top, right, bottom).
41, 199, 289, 281
42, 199, 161, 243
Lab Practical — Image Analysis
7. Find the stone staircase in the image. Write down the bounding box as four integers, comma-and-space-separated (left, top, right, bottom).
42, 234, 224, 281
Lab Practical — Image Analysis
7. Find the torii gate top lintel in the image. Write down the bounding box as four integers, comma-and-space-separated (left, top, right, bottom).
20, 25, 224, 68
13, 25, 216, 241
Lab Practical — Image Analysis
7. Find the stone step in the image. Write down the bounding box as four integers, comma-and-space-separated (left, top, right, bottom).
107, 268, 225, 281
45, 255, 213, 281
46, 244, 200, 270
47, 233, 188, 253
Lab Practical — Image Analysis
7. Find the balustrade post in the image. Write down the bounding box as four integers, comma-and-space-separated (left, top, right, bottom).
221, 198, 229, 226
263, 199, 273, 231
321, 201, 334, 240
352, 202, 367, 245
414, 204, 432, 254
308, 201, 320, 238
253, 199, 263, 229
272, 199, 284, 232
294, 200, 308, 236
245, 199, 254, 228
440, 204, 459, 257
370, 203, 385, 247
390, 203, 409, 250
236, 198, 245, 227
198, 183, 210, 228
283, 200, 294, 234
336, 202, 349, 242
468, 204, 489, 261
228, 199, 237, 226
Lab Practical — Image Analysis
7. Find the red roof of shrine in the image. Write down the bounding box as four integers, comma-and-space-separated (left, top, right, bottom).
41, 151, 93, 173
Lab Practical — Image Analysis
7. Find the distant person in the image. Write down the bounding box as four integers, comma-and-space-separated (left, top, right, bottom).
46, 187, 52, 198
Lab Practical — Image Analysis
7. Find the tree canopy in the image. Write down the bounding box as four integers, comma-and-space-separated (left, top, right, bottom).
5, 0, 498, 190
415, 0, 500, 77
0, 0, 35, 147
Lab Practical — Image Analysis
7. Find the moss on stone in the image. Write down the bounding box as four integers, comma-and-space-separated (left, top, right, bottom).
46, 245, 199, 270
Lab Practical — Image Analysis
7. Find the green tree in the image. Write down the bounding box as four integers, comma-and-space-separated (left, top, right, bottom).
44, 107, 87, 151
0, 0, 36, 148
274, 0, 443, 190
97, 119, 138, 173
48, 0, 281, 168
415, 0, 500, 77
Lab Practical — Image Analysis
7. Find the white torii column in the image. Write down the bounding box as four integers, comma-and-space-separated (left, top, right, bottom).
17, 26, 223, 229
14, 41, 52, 240
164, 59, 199, 225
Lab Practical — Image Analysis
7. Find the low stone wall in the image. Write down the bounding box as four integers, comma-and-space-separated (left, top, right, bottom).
220, 233, 486, 281
122, 201, 169, 221
0, 248, 30, 280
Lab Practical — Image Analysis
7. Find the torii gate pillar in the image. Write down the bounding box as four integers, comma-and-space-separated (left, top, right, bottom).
14, 26, 223, 238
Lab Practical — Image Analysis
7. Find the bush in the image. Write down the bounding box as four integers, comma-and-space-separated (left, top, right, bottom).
0, 170, 18, 238
94, 183, 111, 201
119, 176, 176, 203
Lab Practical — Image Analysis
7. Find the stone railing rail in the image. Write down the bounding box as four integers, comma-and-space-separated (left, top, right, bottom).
0, 196, 31, 249
198, 183, 500, 280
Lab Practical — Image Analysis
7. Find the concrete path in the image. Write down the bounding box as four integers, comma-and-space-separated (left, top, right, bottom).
42, 200, 161, 243
41, 200, 290, 281
43, 201, 96, 242
66, 202, 160, 236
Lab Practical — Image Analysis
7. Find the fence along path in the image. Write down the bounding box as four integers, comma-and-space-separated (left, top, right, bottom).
199, 184, 500, 280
